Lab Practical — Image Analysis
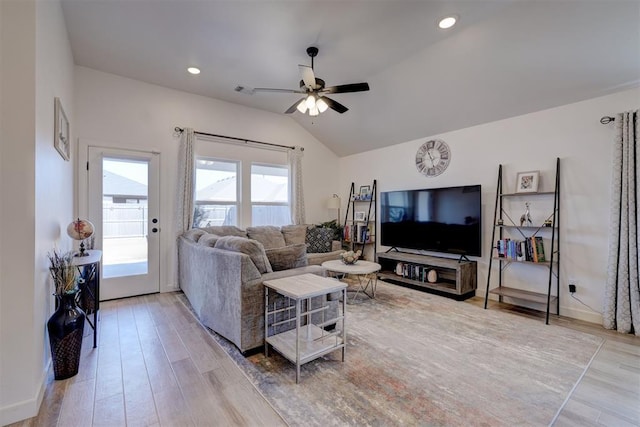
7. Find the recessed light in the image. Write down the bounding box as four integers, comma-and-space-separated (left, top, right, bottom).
438, 15, 457, 29
187, 67, 201, 75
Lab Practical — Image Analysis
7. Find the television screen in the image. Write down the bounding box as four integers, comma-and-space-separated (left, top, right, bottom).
380, 185, 481, 256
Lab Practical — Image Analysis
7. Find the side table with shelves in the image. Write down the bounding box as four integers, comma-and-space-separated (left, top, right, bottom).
264, 273, 347, 383
377, 251, 477, 300
71, 249, 102, 348
484, 158, 560, 324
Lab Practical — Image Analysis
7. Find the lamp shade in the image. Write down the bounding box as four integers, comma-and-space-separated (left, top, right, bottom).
296, 99, 308, 114
327, 196, 341, 209
67, 218, 94, 241
316, 97, 329, 113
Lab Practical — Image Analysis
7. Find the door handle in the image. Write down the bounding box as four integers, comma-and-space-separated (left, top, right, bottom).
152, 227, 159, 233
152, 218, 158, 224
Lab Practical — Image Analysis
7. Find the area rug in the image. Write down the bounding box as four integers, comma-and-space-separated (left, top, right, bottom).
181, 281, 603, 426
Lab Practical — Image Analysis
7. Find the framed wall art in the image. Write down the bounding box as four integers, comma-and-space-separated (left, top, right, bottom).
359, 185, 371, 200
54, 97, 70, 161
515, 170, 539, 193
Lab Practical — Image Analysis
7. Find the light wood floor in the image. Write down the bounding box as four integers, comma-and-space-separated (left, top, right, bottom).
473, 298, 640, 427
9, 292, 640, 427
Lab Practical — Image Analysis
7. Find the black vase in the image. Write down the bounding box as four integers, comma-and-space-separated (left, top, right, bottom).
47, 291, 85, 380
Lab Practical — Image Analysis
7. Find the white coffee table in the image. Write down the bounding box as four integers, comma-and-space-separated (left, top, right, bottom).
322, 260, 381, 302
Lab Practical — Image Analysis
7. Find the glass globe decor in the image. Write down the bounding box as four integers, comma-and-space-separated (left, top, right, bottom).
67, 218, 95, 257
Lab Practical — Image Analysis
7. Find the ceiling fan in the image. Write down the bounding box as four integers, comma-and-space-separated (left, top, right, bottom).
235, 46, 370, 116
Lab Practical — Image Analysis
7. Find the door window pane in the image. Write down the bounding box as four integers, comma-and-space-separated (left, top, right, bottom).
102, 158, 148, 278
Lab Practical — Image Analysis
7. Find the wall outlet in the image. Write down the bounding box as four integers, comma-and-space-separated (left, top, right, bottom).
568, 279, 577, 293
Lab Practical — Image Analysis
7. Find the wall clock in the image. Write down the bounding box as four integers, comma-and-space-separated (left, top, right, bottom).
415, 139, 451, 177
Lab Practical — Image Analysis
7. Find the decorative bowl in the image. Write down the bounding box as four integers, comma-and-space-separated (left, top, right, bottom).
341, 250, 361, 265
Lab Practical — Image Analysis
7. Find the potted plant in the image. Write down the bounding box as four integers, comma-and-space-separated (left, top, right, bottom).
47, 250, 85, 380
319, 219, 344, 242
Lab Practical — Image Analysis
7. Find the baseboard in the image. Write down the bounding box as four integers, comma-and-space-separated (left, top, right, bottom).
479, 291, 603, 325
162, 283, 180, 292
0, 360, 49, 426
559, 306, 602, 325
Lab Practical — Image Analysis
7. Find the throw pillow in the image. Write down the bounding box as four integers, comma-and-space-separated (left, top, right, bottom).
183, 228, 207, 242
264, 244, 308, 271
246, 226, 286, 249
306, 227, 334, 253
281, 225, 307, 246
213, 236, 273, 274
200, 226, 247, 238
197, 233, 220, 247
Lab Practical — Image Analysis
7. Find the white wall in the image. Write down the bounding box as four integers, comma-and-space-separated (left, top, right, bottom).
340, 87, 639, 324
0, 0, 74, 424
74, 67, 340, 291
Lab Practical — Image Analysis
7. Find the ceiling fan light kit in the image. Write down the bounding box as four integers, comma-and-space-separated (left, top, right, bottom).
237, 46, 370, 117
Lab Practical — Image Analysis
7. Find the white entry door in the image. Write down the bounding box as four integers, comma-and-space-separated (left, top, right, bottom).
88, 147, 160, 300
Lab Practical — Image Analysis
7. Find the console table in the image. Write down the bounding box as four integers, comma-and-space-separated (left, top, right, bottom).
71, 250, 101, 348
264, 273, 347, 383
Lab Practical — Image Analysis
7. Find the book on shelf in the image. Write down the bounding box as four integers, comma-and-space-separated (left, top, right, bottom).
534, 236, 546, 262
495, 236, 547, 262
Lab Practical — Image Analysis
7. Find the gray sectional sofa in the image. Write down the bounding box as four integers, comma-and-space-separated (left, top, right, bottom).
177, 224, 343, 353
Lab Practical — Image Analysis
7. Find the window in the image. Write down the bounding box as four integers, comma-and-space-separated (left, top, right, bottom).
194, 158, 239, 227
251, 163, 290, 226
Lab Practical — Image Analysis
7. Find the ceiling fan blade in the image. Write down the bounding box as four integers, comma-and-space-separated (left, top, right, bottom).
234, 85, 255, 95
321, 96, 349, 114
235, 86, 304, 95
299, 65, 316, 90
322, 82, 370, 94
255, 87, 305, 94
284, 98, 304, 114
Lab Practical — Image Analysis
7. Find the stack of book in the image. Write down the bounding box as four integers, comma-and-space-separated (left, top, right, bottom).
397, 263, 433, 282
495, 236, 546, 262
342, 224, 371, 243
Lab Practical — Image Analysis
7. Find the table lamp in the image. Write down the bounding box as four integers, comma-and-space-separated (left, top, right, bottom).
67, 218, 95, 257
326, 194, 341, 225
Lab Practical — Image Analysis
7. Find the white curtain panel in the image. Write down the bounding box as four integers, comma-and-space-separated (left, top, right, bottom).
288, 146, 306, 225
604, 110, 639, 335
177, 128, 196, 233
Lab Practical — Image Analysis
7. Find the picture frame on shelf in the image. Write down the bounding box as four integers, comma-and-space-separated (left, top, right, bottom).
54, 97, 70, 161
359, 185, 371, 200
515, 170, 539, 193
355, 211, 366, 222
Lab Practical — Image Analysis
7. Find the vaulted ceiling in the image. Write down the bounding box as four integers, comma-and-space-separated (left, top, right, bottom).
61, 0, 640, 156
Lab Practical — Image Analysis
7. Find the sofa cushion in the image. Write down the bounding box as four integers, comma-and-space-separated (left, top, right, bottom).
200, 226, 247, 238
281, 224, 307, 246
306, 227, 335, 253
214, 236, 273, 274
183, 228, 207, 242
197, 233, 221, 247
265, 244, 308, 271
246, 226, 286, 249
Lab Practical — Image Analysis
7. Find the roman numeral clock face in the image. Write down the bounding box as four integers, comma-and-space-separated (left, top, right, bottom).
415, 139, 451, 177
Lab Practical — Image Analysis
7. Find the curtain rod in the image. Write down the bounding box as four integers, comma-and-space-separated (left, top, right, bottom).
174, 127, 302, 151
600, 116, 615, 124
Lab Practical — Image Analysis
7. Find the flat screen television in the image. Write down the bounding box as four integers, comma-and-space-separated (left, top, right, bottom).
380, 185, 481, 257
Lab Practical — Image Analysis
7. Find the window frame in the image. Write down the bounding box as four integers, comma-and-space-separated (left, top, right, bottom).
250, 162, 291, 226
194, 157, 240, 227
